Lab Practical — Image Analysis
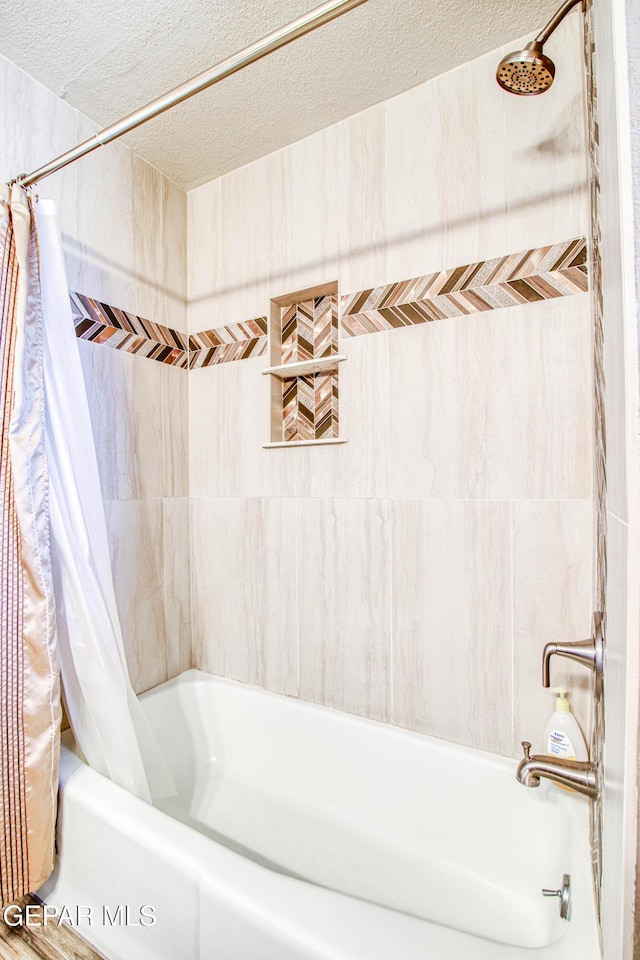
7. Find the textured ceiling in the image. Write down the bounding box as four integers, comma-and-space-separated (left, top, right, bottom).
0, 0, 560, 190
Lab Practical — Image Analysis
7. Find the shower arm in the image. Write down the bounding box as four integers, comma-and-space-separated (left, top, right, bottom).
11, 0, 368, 189
535, 0, 584, 46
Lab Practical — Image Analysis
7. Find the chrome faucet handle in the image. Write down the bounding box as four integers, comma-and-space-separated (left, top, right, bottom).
541, 611, 604, 698
542, 874, 571, 920
521, 741, 532, 761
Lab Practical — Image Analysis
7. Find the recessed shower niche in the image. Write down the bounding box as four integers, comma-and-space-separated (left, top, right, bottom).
262, 283, 347, 448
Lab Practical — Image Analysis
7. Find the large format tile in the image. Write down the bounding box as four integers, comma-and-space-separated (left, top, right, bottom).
339, 103, 387, 293
0, 53, 77, 252
387, 293, 592, 502
388, 312, 511, 500
290, 122, 347, 294
189, 358, 299, 499
131, 152, 164, 326
73, 114, 164, 324
215, 147, 294, 325
163, 364, 189, 498
187, 177, 220, 334
104, 500, 168, 694
297, 499, 391, 722
188, 365, 220, 496
512, 500, 593, 755
504, 15, 589, 250
384, 78, 445, 284
78, 341, 164, 501
164, 498, 191, 680
191, 498, 298, 695
384, 47, 508, 286
72, 116, 135, 312
162, 176, 188, 334
509, 292, 592, 499
298, 330, 391, 498
391, 500, 512, 755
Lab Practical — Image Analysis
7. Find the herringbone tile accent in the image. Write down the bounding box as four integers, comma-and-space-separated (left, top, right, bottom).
276, 295, 340, 441
188, 336, 267, 369
281, 304, 298, 364
282, 375, 317, 441
282, 377, 299, 441
296, 300, 315, 362
314, 295, 339, 358
278, 296, 339, 364
189, 317, 268, 368
71, 239, 587, 376
314, 371, 339, 439
71, 293, 268, 369
340, 238, 588, 337
70, 292, 189, 367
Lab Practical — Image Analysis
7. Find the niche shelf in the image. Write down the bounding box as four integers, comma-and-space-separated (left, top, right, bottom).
261, 354, 347, 379
263, 282, 347, 448
263, 437, 348, 449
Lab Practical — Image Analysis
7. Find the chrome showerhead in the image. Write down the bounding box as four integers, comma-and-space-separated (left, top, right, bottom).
496, 41, 556, 95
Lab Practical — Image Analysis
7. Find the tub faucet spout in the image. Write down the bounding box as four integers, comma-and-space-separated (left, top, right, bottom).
516, 741, 598, 799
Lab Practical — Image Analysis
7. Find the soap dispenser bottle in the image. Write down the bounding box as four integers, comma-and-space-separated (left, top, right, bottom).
544, 686, 588, 761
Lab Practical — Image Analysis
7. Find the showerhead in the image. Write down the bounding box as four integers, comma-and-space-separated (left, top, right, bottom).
495, 0, 583, 96
496, 41, 556, 96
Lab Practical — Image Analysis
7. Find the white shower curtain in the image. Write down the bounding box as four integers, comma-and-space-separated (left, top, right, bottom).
38, 199, 174, 803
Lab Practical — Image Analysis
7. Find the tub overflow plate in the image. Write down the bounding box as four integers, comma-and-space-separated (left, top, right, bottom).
542, 873, 571, 920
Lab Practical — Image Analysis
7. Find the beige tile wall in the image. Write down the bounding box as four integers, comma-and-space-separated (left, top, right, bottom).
0, 16, 595, 758
297, 498, 392, 723
191, 497, 298, 695
0, 51, 190, 694
188, 19, 587, 329
187, 18, 594, 758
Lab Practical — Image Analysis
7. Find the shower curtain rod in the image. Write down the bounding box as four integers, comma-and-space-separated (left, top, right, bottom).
13, 0, 368, 188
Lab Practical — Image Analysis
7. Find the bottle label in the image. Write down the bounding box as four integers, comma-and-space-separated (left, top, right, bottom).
547, 728, 576, 760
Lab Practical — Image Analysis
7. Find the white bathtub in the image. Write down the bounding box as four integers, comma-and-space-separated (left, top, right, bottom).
40, 670, 600, 959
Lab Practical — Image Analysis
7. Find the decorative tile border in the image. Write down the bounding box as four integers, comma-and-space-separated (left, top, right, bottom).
72, 237, 588, 370
340, 238, 588, 337
188, 317, 268, 369
71, 292, 268, 370
189, 336, 267, 369
70, 292, 189, 368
